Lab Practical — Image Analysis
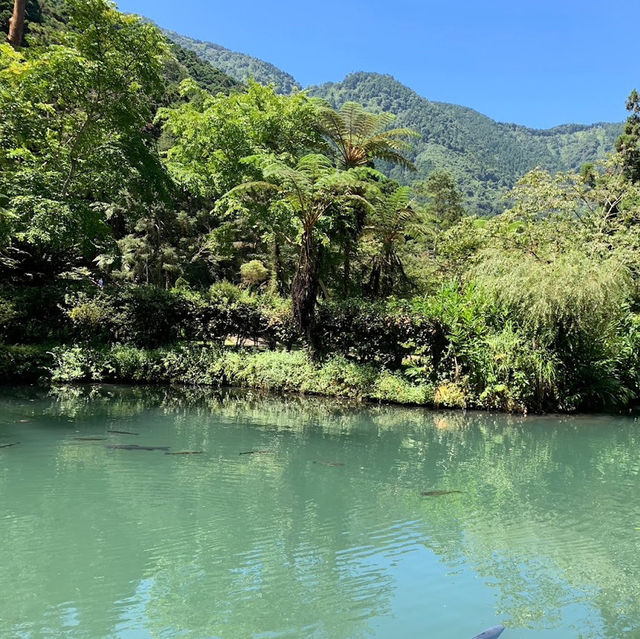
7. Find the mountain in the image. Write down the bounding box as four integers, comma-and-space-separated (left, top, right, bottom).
141, 28, 623, 215
5, 2, 622, 215
162, 29, 301, 95
309, 73, 622, 214
168, 42, 240, 96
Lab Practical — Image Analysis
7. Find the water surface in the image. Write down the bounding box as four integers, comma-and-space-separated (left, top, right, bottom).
1, 385, 639, 638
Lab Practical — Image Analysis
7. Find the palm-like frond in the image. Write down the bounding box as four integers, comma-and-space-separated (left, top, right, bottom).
316, 101, 419, 170
367, 186, 418, 251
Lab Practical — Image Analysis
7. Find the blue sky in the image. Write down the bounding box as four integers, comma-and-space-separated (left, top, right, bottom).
115, 0, 636, 129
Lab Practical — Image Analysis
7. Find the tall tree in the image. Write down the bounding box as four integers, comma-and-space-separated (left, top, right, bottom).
415, 171, 465, 230
616, 89, 640, 183
6, 0, 25, 47
0, 0, 170, 278
228, 154, 372, 342
315, 101, 418, 293
365, 186, 418, 297
159, 81, 324, 284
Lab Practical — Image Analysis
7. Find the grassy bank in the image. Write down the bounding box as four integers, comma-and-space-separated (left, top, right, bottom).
0, 344, 443, 408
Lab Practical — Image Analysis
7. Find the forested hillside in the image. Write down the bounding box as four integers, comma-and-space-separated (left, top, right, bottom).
3, 0, 640, 414
161, 28, 622, 215
163, 29, 300, 95
310, 72, 621, 214
168, 43, 239, 96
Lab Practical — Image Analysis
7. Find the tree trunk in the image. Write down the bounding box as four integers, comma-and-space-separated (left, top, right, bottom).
368, 260, 381, 299
343, 240, 351, 297
272, 237, 286, 295
7, 0, 26, 48
292, 229, 320, 347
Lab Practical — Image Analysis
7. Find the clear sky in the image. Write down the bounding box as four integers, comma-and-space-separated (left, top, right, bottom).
115, 0, 636, 129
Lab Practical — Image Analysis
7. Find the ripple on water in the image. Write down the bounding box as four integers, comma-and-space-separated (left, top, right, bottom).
1, 388, 640, 639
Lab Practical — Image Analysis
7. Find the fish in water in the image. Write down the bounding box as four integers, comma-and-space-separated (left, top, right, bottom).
313, 461, 345, 467
421, 490, 463, 497
471, 625, 505, 639
107, 444, 169, 452
15, 419, 30, 423
239, 450, 273, 455
0, 442, 19, 449
107, 430, 139, 436
165, 451, 203, 455
73, 437, 106, 441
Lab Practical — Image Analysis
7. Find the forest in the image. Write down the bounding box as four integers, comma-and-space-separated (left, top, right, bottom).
171, 31, 622, 216
2, 0, 640, 413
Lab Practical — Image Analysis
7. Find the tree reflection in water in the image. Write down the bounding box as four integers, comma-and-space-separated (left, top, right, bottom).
0, 385, 638, 638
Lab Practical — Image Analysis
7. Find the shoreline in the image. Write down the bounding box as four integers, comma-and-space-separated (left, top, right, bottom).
2, 343, 638, 417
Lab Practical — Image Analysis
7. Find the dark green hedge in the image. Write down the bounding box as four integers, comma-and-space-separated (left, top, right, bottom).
0, 284, 443, 370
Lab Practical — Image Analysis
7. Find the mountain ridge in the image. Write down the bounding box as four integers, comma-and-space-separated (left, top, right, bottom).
309, 72, 621, 213
163, 32, 622, 215
162, 28, 301, 95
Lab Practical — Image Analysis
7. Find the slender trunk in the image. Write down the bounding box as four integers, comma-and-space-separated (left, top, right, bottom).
292, 229, 320, 347
368, 260, 381, 299
272, 237, 286, 295
7, 0, 26, 48
343, 240, 351, 297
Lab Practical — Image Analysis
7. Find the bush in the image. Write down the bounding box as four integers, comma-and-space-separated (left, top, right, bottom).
315, 299, 442, 368
4, 277, 639, 414
434, 381, 467, 409
110, 286, 189, 348
0, 284, 73, 343
240, 260, 269, 288
66, 293, 114, 342
0, 344, 52, 383
372, 371, 434, 405
45, 344, 435, 406
0, 296, 16, 339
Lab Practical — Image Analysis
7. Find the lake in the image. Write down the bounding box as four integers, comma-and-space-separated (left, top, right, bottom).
0, 385, 639, 639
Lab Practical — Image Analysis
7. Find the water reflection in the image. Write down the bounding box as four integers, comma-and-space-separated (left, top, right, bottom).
0, 385, 639, 638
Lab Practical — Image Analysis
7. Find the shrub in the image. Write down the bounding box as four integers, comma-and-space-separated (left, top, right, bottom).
315, 299, 441, 368
434, 381, 468, 409
110, 286, 189, 348
0, 284, 72, 343
371, 371, 434, 405
44, 344, 435, 407
209, 281, 249, 305
240, 260, 269, 288
66, 293, 114, 342
0, 344, 51, 383
0, 296, 16, 339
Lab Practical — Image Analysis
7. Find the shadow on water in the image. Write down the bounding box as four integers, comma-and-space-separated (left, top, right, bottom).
0, 384, 639, 638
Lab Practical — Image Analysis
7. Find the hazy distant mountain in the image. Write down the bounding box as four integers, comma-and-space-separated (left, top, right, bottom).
163, 29, 301, 95
168, 42, 239, 96
162, 31, 622, 215
309, 73, 621, 214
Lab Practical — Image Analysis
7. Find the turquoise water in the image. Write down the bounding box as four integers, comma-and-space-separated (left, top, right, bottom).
1, 385, 639, 639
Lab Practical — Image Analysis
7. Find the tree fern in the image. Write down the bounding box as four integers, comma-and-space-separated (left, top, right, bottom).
315, 100, 419, 170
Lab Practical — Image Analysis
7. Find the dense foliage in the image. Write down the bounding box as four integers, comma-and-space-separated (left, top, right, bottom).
310, 72, 622, 215
2, 0, 640, 414
160, 35, 622, 215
